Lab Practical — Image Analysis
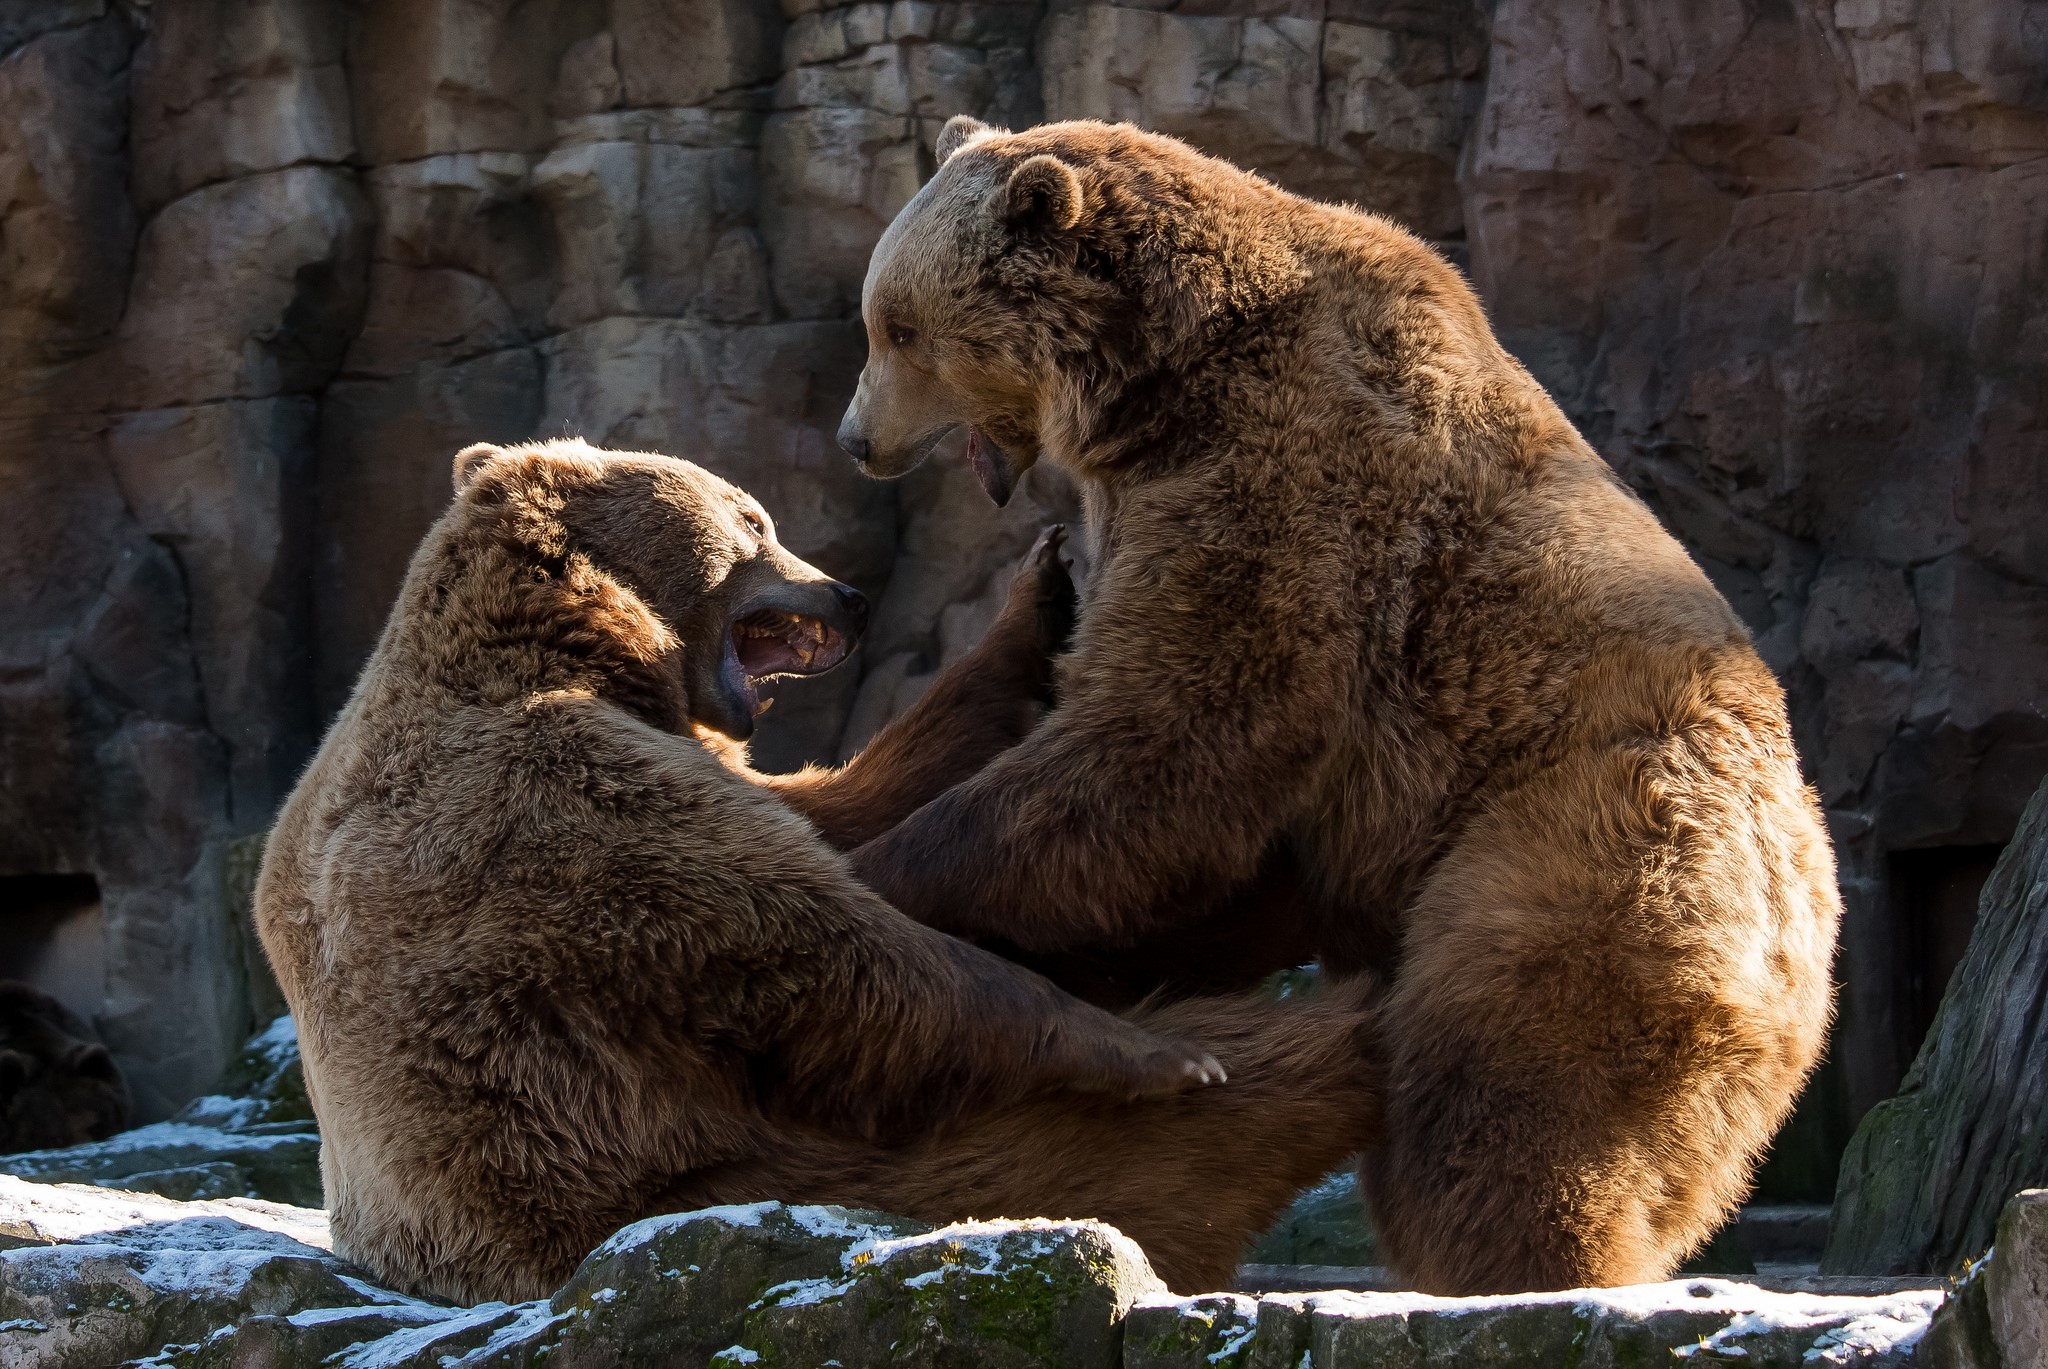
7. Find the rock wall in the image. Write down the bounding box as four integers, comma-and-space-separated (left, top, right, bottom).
2, 0, 2044, 1140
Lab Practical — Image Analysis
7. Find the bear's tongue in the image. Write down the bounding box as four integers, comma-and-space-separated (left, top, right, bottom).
966, 427, 1015, 508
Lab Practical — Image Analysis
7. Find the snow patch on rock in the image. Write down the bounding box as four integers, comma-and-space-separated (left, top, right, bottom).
0, 1174, 329, 1255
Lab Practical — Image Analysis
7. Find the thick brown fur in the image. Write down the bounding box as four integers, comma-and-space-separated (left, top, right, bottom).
838, 118, 1843, 1295
255, 438, 1380, 1304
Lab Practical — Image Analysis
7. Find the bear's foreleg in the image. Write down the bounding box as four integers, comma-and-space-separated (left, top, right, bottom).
846, 526, 1342, 951
746, 894, 1232, 1143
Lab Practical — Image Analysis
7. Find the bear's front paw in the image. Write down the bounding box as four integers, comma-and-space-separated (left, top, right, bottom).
1129, 1044, 1230, 1098
1082, 1030, 1228, 1101
995, 524, 1077, 705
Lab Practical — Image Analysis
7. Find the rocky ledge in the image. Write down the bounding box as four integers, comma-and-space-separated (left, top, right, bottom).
4, 1176, 2035, 1367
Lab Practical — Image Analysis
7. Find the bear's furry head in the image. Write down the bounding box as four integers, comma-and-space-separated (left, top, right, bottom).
422, 440, 868, 742
836, 118, 1307, 502
0, 981, 127, 1154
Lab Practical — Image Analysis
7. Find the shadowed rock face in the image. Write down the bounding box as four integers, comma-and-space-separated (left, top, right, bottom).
1, 1012, 319, 1208
1826, 779, 2048, 1277
1, 0, 2043, 1134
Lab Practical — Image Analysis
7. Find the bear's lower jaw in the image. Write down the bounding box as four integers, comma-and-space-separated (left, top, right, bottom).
967, 427, 1019, 507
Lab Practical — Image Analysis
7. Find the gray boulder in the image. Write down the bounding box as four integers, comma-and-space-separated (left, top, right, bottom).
1917, 1189, 2048, 1369
738, 1216, 1160, 1368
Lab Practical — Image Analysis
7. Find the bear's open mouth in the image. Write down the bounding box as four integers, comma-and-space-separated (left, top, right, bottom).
722, 608, 853, 719
732, 608, 849, 680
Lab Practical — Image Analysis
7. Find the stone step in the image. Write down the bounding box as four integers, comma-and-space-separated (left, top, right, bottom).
1741, 1202, 1836, 1264
1131, 1281, 1945, 1368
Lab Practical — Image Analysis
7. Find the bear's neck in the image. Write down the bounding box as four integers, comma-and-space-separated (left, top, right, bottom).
1040, 340, 1260, 488
1051, 225, 1528, 497
386, 521, 689, 732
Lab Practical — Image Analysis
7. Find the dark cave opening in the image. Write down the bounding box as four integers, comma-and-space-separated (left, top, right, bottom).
0, 872, 106, 1026
1888, 843, 2003, 1062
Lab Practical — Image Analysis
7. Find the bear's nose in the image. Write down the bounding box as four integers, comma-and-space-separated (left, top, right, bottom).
833, 582, 870, 638
837, 413, 872, 465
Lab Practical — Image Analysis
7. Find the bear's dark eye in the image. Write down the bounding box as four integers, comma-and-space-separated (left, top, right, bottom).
741, 509, 767, 537
887, 324, 917, 348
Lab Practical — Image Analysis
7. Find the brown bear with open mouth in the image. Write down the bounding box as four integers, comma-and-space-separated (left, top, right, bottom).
834, 117, 1841, 1295
255, 437, 1381, 1304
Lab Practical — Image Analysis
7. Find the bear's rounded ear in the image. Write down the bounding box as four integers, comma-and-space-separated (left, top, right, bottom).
1000, 154, 1085, 233
935, 114, 1000, 164
451, 442, 505, 492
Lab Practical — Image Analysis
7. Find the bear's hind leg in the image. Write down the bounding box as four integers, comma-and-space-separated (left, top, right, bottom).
670, 978, 1382, 1293
1361, 958, 1778, 1293
1361, 754, 1832, 1295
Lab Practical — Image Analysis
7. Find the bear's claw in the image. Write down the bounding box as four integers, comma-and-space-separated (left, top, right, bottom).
1119, 1043, 1230, 1099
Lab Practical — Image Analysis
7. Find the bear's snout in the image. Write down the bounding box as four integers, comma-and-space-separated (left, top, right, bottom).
837, 408, 872, 466
834, 581, 870, 638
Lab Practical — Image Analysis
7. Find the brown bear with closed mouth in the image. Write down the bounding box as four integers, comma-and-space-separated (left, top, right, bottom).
255, 437, 1381, 1304
835, 117, 1842, 1295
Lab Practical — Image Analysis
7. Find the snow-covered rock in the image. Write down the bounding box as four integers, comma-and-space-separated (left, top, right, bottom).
0, 1173, 1966, 1368
0, 1122, 321, 1209
0, 1174, 328, 1253
1125, 1279, 1943, 1368
0, 1184, 1162, 1368
735, 1214, 1160, 1368
1917, 1189, 2048, 1369
0, 1175, 424, 1369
